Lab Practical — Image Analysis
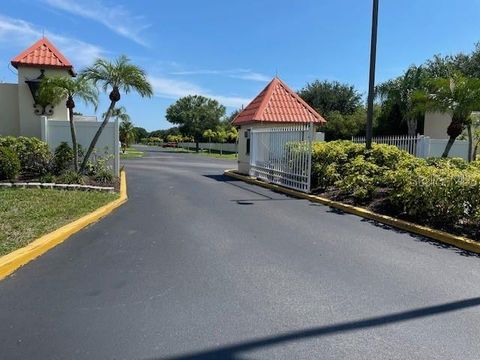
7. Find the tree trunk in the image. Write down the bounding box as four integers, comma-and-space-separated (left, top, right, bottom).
442, 116, 464, 158
442, 137, 456, 158
66, 96, 78, 172
467, 123, 473, 162
406, 118, 417, 136
79, 100, 116, 173
195, 140, 199, 153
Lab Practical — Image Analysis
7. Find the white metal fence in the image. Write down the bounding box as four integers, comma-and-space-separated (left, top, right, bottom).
250, 124, 314, 193
352, 134, 469, 160
352, 135, 420, 155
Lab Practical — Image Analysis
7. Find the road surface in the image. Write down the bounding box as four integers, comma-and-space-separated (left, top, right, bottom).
1, 147, 480, 359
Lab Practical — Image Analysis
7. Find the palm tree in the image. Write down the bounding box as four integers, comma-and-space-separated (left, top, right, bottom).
79, 55, 153, 173
104, 106, 131, 123
39, 76, 98, 171
377, 66, 425, 136
119, 120, 136, 153
203, 129, 216, 153
416, 72, 480, 159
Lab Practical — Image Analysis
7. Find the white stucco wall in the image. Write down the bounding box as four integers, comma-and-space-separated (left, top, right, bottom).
424, 111, 451, 139
0, 83, 20, 136
17, 67, 70, 138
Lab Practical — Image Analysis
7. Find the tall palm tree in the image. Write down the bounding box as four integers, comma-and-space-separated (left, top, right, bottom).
415, 72, 480, 159
79, 55, 153, 173
119, 120, 136, 153
104, 106, 130, 123
39, 76, 98, 171
377, 65, 426, 136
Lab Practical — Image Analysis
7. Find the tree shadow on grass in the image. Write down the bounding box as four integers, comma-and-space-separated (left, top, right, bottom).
147, 297, 480, 360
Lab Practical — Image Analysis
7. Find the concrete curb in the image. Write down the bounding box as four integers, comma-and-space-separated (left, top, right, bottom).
0, 170, 128, 280
224, 169, 480, 254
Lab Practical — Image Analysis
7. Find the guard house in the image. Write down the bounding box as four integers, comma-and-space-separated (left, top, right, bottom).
0, 37, 74, 138
232, 77, 326, 178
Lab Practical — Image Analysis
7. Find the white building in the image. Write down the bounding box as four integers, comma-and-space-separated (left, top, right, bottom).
0, 37, 74, 138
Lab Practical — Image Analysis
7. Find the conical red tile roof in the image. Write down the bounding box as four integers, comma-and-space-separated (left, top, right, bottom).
232, 77, 326, 125
11, 37, 74, 75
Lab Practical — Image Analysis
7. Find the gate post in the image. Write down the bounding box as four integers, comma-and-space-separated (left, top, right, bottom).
307, 122, 314, 193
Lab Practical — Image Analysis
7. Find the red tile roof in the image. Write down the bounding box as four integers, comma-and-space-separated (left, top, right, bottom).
11, 37, 74, 75
232, 77, 326, 126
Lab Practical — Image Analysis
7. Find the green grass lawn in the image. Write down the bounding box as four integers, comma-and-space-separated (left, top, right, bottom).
0, 189, 118, 256
120, 147, 144, 159
160, 147, 237, 160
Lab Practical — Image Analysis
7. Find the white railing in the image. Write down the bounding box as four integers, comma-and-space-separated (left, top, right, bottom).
250, 124, 314, 193
351, 134, 470, 160
352, 134, 420, 155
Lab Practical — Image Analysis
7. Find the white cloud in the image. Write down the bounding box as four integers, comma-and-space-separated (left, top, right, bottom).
149, 75, 251, 108
170, 68, 271, 82
0, 15, 105, 67
43, 0, 150, 46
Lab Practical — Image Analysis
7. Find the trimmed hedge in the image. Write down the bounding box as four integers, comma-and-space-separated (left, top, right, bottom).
311, 140, 480, 235
0, 146, 21, 180
0, 136, 51, 176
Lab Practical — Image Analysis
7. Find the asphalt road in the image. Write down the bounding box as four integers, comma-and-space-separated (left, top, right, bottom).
1, 147, 480, 360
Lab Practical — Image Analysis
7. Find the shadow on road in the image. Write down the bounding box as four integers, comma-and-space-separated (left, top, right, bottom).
147, 297, 480, 359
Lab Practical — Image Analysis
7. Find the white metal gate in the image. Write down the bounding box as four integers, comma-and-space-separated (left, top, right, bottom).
249, 124, 314, 193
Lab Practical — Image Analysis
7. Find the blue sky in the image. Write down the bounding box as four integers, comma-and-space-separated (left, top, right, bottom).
1, 0, 480, 131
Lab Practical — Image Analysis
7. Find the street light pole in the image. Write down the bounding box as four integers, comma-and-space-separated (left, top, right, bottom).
366, 0, 379, 150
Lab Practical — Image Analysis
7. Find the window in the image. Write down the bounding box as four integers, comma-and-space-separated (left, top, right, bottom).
245, 129, 251, 155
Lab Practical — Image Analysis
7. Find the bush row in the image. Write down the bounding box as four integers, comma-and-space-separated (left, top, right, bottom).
0, 136, 114, 184
310, 140, 480, 233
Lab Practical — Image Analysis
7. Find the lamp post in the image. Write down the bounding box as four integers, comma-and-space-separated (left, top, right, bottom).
25, 69, 53, 115
366, 0, 379, 150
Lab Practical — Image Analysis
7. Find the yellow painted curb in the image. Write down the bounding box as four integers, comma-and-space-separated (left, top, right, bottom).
0, 170, 128, 280
224, 169, 480, 254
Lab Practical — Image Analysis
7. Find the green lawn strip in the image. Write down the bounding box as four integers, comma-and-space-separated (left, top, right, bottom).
174, 147, 237, 159
0, 188, 118, 256
120, 147, 144, 159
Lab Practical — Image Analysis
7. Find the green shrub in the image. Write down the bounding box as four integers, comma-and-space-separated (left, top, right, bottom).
0, 146, 21, 180
53, 142, 74, 174
334, 155, 381, 202
94, 169, 114, 184
311, 141, 415, 190
0, 136, 51, 176
39, 173, 56, 183
425, 157, 469, 170
57, 170, 85, 185
387, 165, 480, 227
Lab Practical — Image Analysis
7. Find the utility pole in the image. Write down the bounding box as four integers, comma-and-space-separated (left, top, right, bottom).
366, 0, 379, 150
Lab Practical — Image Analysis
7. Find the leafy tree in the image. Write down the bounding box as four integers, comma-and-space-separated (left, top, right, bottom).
298, 80, 362, 116
226, 109, 241, 123
134, 127, 148, 142
415, 72, 480, 159
323, 108, 368, 140
39, 76, 98, 171
376, 66, 426, 135
119, 120, 136, 153
166, 95, 225, 152
79, 55, 152, 172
